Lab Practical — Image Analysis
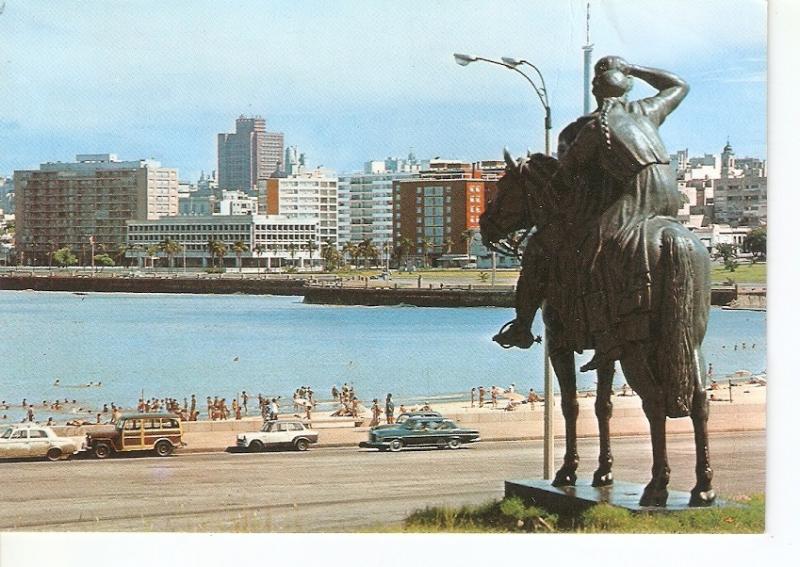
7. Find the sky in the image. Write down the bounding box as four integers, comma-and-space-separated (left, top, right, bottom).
0, 0, 767, 181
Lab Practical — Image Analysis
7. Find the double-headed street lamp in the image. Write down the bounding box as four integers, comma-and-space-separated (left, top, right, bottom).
454, 52, 556, 481
453, 53, 551, 156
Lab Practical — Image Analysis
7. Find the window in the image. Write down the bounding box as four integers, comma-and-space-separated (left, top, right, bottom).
144, 419, 160, 430
123, 420, 140, 431
29, 429, 48, 438
10, 430, 28, 439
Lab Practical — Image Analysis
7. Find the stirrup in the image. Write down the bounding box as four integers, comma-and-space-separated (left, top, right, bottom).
493, 320, 535, 349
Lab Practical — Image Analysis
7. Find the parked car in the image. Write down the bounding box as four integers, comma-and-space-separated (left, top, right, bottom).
85, 413, 184, 459
359, 417, 480, 452
371, 411, 443, 432
0, 424, 80, 461
236, 420, 318, 452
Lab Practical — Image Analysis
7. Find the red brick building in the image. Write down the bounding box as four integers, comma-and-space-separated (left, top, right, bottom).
392, 160, 498, 264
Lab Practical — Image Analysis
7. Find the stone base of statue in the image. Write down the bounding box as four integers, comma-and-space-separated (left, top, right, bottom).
505, 479, 730, 515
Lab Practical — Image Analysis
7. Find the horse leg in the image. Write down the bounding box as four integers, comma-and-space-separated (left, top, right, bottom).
550, 347, 580, 487
620, 348, 670, 507
592, 361, 615, 487
689, 356, 716, 506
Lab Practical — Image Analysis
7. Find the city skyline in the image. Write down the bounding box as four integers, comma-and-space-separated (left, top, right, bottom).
0, 0, 766, 180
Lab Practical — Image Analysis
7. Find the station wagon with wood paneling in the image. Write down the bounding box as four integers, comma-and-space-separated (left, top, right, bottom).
85, 414, 185, 458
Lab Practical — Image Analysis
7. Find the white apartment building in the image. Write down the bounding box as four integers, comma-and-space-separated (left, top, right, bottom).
257, 170, 338, 246
338, 170, 414, 248
126, 214, 321, 269
219, 190, 258, 216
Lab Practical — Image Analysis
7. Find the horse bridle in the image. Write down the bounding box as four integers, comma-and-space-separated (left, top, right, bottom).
484, 164, 536, 259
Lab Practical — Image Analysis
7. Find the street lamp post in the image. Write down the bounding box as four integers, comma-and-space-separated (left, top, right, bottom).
454, 53, 552, 156
454, 51, 555, 480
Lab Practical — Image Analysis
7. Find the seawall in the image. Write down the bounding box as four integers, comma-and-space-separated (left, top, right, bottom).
54, 396, 765, 453
1, 275, 758, 309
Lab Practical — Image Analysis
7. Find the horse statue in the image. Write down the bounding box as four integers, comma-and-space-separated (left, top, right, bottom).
480, 149, 715, 507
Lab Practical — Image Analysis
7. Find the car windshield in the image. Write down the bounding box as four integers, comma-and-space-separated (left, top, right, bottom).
0, 428, 12, 439
260, 422, 274, 432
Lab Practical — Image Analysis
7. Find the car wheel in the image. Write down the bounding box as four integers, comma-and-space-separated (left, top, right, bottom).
249, 440, 264, 452
154, 440, 173, 457
94, 443, 111, 459
294, 438, 310, 451
447, 438, 461, 450
46, 448, 62, 461
388, 439, 404, 452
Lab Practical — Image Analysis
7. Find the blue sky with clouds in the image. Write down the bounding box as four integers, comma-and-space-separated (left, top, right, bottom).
0, 0, 766, 180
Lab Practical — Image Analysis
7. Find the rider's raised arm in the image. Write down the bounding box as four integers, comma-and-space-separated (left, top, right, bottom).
628, 64, 689, 126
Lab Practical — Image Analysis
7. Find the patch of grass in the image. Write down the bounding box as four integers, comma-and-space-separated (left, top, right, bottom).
711, 262, 766, 284
400, 495, 764, 534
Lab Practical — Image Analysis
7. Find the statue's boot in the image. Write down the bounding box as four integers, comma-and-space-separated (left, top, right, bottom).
492, 320, 536, 349
580, 346, 623, 372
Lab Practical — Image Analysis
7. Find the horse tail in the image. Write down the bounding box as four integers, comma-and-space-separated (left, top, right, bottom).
657, 229, 697, 418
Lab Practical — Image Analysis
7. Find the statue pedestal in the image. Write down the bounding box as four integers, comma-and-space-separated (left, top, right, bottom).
505, 479, 728, 514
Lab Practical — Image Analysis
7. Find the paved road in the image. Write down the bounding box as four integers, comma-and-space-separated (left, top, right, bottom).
0, 431, 764, 532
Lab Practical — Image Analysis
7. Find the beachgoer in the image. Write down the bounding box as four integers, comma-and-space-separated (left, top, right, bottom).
369, 399, 382, 427
46, 417, 54, 426
385, 394, 395, 424
527, 389, 539, 408
470, 387, 476, 408
331, 385, 339, 402
269, 398, 278, 421
478, 386, 485, 408
241, 391, 248, 415
398, 404, 407, 415
491, 386, 498, 408
27, 407, 34, 422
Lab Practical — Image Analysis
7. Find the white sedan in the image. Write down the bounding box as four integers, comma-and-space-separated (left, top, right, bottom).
0, 424, 80, 461
236, 420, 319, 452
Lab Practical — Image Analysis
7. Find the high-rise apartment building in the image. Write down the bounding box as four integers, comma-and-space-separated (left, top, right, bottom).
392, 160, 493, 262
257, 169, 338, 246
14, 154, 178, 264
217, 116, 284, 191
339, 170, 415, 248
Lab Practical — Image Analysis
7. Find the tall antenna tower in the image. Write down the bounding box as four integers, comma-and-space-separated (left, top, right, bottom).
582, 2, 594, 114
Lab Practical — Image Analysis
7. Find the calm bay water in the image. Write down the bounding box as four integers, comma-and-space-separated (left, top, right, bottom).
0, 291, 766, 422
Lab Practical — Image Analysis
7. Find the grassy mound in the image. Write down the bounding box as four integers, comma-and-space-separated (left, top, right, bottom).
402, 495, 764, 533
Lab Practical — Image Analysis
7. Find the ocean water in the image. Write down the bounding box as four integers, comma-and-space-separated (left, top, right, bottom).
0, 291, 765, 422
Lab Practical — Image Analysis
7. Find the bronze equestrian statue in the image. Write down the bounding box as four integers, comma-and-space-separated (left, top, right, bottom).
480, 56, 715, 507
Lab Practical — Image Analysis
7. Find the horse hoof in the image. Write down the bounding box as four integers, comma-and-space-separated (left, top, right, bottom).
689, 488, 716, 507
552, 469, 577, 487
591, 470, 614, 487
639, 487, 668, 507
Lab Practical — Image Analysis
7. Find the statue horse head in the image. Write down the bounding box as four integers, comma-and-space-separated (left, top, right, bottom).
479, 148, 561, 256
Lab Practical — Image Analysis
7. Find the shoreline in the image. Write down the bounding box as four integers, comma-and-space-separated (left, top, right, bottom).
1, 373, 766, 428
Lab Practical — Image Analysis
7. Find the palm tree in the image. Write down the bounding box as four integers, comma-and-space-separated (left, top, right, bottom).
420, 238, 432, 268
232, 240, 248, 272
287, 243, 299, 268
396, 237, 413, 268
343, 241, 358, 269
146, 244, 161, 269
321, 239, 340, 272
159, 238, 182, 271
305, 238, 318, 270
381, 242, 391, 270
206, 238, 227, 268
359, 239, 378, 268
253, 243, 266, 273
114, 244, 129, 267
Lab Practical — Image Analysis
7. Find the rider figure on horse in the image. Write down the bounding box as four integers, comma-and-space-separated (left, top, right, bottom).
493, 56, 689, 373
